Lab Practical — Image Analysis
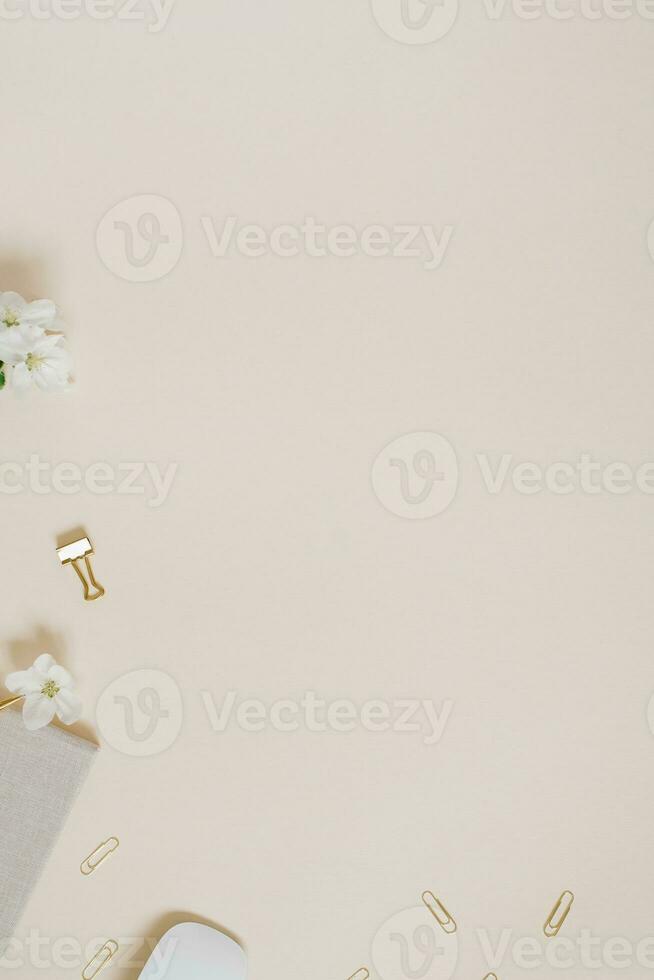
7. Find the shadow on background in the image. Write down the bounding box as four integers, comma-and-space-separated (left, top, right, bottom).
0, 255, 53, 302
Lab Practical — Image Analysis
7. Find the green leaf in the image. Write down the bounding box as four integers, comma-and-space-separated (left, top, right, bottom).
0, 361, 4, 391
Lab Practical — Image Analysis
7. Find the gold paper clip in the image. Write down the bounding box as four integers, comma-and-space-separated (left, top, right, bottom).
347, 971, 370, 980
82, 940, 118, 979
0, 694, 24, 714
57, 536, 105, 602
422, 890, 457, 934
543, 890, 575, 937
80, 837, 120, 876
483, 974, 499, 980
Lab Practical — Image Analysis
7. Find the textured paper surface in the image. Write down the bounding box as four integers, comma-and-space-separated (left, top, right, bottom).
2, 5, 654, 980
0, 709, 96, 954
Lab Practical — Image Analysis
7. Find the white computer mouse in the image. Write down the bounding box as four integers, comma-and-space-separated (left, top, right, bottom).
138, 922, 247, 979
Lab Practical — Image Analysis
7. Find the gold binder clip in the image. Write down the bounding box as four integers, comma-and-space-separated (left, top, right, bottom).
422, 890, 457, 934
80, 837, 120, 876
57, 536, 105, 602
543, 890, 575, 937
347, 971, 370, 980
82, 940, 118, 979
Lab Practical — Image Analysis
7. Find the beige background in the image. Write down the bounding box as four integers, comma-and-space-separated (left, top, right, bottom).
2, 2, 654, 978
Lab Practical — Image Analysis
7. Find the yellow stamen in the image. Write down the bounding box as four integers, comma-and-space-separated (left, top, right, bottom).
41, 679, 60, 699
26, 353, 43, 371
1, 309, 19, 328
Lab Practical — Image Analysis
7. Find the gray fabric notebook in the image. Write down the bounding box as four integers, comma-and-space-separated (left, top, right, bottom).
0, 708, 97, 954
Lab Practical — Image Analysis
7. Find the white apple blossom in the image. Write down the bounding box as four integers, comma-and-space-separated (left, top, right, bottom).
4, 654, 83, 731
0, 324, 73, 391
0, 291, 57, 336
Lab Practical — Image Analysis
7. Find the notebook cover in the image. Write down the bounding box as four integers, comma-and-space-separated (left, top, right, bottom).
0, 708, 97, 954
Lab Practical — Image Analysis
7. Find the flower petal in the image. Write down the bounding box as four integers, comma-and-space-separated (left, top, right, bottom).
22, 694, 56, 731
21, 299, 56, 326
0, 291, 26, 309
33, 653, 56, 675
4, 668, 41, 695
20, 324, 48, 346
11, 363, 33, 389
33, 368, 54, 391
0, 332, 28, 363
34, 332, 64, 352
48, 664, 73, 688
53, 688, 83, 726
